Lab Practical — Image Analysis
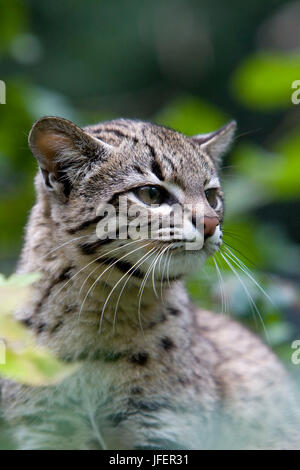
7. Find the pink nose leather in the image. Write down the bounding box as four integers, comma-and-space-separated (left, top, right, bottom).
204, 216, 219, 239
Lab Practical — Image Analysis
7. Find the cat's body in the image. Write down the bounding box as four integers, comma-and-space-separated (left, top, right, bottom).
1, 117, 299, 449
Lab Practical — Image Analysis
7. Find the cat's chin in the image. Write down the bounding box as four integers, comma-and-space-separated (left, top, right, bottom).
157, 246, 210, 280
161, 237, 222, 279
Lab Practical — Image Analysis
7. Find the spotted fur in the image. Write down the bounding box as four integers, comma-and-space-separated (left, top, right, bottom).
1, 117, 299, 450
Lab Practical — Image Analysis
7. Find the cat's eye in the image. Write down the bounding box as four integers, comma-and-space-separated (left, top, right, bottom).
134, 186, 166, 205
205, 189, 218, 209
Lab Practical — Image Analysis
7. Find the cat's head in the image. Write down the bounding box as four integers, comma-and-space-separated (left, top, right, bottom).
28, 116, 236, 284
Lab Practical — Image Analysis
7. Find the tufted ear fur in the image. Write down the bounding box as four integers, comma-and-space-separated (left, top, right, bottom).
192, 120, 237, 166
28, 116, 112, 198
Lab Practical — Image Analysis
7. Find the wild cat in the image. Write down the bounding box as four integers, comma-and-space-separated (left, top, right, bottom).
1, 116, 299, 450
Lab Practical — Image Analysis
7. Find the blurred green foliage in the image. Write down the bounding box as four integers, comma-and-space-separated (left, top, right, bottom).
0, 272, 78, 450
0, 273, 77, 385
0, 2, 299, 448
231, 52, 300, 110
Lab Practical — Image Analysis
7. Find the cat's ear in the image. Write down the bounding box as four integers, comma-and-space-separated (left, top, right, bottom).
192, 121, 237, 166
28, 116, 111, 198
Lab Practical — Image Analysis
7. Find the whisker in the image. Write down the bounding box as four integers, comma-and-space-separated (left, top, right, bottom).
52, 238, 143, 303
218, 251, 270, 343
138, 247, 162, 313
160, 244, 174, 301
112, 247, 158, 334
222, 230, 245, 239
78, 238, 144, 296
235, 127, 263, 140
147, 245, 166, 298
213, 255, 226, 314
98, 245, 155, 334
222, 240, 256, 269
41, 234, 89, 259
160, 245, 170, 300
218, 251, 261, 330
166, 249, 174, 288
79, 241, 153, 324
150, 245, 167, 299
152, 244, 170, 298
137, 245, 169, 334
222, 246, 275, 307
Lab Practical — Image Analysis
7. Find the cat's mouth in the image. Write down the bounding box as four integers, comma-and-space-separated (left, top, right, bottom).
152, 236, 222, 254
137, 236, 222, 281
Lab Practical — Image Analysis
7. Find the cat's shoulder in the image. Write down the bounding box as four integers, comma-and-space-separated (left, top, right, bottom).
194, 308, 288, 390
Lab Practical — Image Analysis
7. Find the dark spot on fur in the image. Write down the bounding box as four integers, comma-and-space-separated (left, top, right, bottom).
34, 267, 73, 315
131, 387, 143, 395
56, 168, 72, 198
67, 214, 106, 234
133, 164, 144, 175
178, 376, 189, 385
161, 336, 175, 351
160, 313, 167, 322
108, 411, 129, 426
137, 401, 163, 411
76, 351, 89, 361
130, 352, 149, 366
45, 254, 57, 261
151, 159, 164, 181
57, 267, 72, 282
100, 128, 128, 139
163, 154, 175, 171
50, 321, 63, 334
64, 305, 76, 314
172, 175, 184, 187
148, 313, 166, 329
168, 307, 181, 316
21, 318, 33, 328
102, 351, 123, 362
79, 238, 112, 255
36, 322, 46, 334
129, 398, 170, 412
100, 257, 145, 279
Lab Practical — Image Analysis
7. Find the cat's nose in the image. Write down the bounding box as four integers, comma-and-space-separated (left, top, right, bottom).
204, 216, 219, 239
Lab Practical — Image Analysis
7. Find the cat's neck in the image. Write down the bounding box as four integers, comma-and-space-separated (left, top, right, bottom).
18, 244, 192, 360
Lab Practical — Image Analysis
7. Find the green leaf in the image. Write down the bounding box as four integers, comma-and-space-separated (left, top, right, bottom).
0, 273, 78, 385
0, 347, 77, 386
231, 52, 300, 110
231, 137, 300, 199
155, 95, 228, 134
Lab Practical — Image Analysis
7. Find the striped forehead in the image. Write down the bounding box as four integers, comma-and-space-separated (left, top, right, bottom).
156, 149, 216, 189
147, 139, 217, 192
86, 120, 218, 190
